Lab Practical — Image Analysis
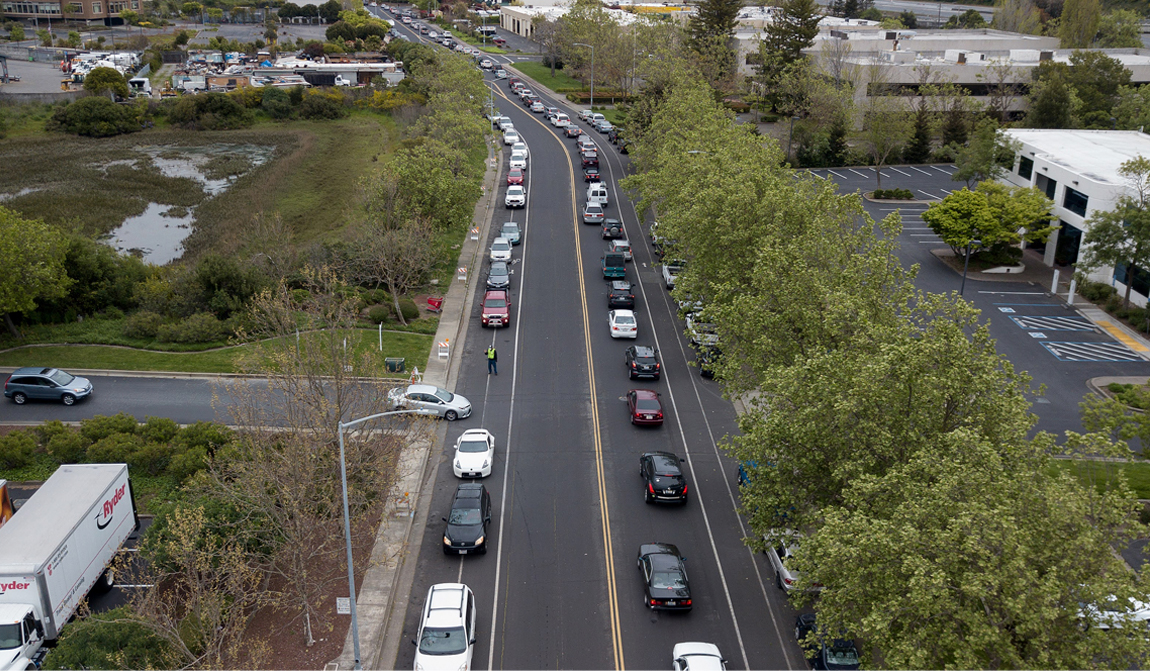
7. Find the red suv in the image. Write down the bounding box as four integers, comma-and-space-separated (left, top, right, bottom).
481, 290, 510, 328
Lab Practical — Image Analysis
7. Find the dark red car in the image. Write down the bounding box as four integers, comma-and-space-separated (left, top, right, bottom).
507, 168, 525, 185
627, 389, 664, 426
481, 290, 510, 328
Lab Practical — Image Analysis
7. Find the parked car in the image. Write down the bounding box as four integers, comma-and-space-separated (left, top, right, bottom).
502, 129, 520, 145
506, 168, 525, 186
565, 125, 583, 138
686, 315, 719, 348
602, 219, 624, 239
490, 237, 512, 261
672, 642, 727, 671
481, 289, 510, 328
637, 543, 691, 610
486, 260, 511, 290
505, 185, 526, 208
578, 109, 593, 122
627, 388, 663, 425
453, 428, 495, 478
608, 239, 632, 260
608, 280, 635, 309
531, 101, 545, 113
625, 345, 660, 380
640, 451, 686, 503
4, 367, 93, 406
387, 384, 472, 420
501, 221, 521, 245
696, 345, 720, 379
609, 309, 638, 339
582, 202, 605, 224
498, 118, 515, 132
795, 613, 861, 670
412, 583, 477, 669
662, 260, 684, 289
766, 531, 821, 592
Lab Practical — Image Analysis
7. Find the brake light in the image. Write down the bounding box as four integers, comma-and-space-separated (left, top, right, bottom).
648, 483, 654, 494
784, 577, 795, 586
650, 599, 657, 606
631, 362, 637, 368
682, 483, 687, 494
656, 412, 663, 419
684, 599, 692, 606
655, 363, 660, 369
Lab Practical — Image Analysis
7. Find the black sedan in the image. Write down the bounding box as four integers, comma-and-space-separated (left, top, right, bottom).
640, 451, 687, 504
625, 345, 660, 380
583, 166, 601, 182
608, 280, 635, 309
637, 543, 692, 610
581, 151, 599, 168
443, 482, 491, 555
795, 613, 861, 670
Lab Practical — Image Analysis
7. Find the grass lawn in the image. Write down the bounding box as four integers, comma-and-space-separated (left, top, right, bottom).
599, 108, 627, 125
0, 330, 434, 374
1051, 459, 1150, 499
510, 61, 582, 92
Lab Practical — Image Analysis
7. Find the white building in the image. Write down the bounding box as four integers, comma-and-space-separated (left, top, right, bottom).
500, 4, 643, 37
1001, 129, 1150, 306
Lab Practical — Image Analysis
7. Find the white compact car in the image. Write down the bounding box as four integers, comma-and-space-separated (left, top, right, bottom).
490, 236, 512, 261
609, 309, 637, 339
453, 428, 495, 478
673, 642, 727, 671
505, 186, 526, 208
412, 583, 477, 671
551, 112, 570, 127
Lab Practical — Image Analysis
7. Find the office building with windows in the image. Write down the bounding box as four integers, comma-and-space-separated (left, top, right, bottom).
1002, 129, 1150, 306
1, 0, 138, 24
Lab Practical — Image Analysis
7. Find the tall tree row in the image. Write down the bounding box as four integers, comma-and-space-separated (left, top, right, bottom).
623, 69, 1150, 669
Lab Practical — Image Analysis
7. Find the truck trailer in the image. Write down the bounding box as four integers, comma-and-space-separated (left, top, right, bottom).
0, 464, 138, 671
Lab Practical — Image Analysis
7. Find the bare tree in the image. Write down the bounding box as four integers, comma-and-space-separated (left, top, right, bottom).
861, 94, 912, 189
355, 218, 437, 326
533, 15, 564, 78
978, 59, 1023, 123
817, 35, 856, 89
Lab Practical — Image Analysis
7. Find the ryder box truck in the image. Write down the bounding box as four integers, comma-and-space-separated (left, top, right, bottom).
0, 464, 138, 671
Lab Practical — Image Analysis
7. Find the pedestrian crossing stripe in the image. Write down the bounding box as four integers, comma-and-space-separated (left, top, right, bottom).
1010, 316, 1094, 331
1040, 341, 1144, 362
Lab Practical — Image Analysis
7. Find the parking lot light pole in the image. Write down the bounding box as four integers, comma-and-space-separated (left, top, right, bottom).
573, 42, 593, 110
337, 408, 419, 671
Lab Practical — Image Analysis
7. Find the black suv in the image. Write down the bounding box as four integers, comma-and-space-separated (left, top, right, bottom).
608, 281, 635, 309
625, 345, 660, 380
640, 451, 687, 504
442, 482, 492, 555
602, 218, 624, 239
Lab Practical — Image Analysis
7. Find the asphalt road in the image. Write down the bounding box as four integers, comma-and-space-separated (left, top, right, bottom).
388, 21, 805, 669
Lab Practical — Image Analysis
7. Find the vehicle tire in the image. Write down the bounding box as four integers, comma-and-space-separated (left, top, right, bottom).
776, 571, 784, 590
480, 544, 488, 555
11, 392, 26, 405
93, 568, 114, 594
630, 415, 636, 425
444, 410, 458, 421
644, 488, 652, 504
61, 394, 76, 406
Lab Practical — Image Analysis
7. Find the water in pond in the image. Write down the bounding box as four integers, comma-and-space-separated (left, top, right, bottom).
104, 144, 274, 264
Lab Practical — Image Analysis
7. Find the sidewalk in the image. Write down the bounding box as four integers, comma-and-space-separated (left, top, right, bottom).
329, 139, 502, 670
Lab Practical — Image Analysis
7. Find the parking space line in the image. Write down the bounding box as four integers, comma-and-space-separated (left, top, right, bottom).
1041, 341, 1144, 362
848, 168, 871, 178
917, 189, 943, 200
909, 166, 932, 175
931, 165, 955, 174
826, 169, 848, 179
888, 167, 911, 176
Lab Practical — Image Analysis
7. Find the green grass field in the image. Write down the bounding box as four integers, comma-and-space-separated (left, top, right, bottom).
1051, 459, 1150, 499
510, 62, 582, 92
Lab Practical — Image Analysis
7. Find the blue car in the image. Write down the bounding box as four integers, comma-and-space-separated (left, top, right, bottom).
4, 367, 93, 406
501, 221, 521, 245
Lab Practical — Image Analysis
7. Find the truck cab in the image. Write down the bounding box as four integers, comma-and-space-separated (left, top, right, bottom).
0, 603, 45, 671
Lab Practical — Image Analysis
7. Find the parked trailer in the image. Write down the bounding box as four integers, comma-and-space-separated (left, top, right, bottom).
0, 464, 138, 671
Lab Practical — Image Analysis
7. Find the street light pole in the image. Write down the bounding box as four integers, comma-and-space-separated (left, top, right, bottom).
337, 408, 420, 671
574, 42, 593, 110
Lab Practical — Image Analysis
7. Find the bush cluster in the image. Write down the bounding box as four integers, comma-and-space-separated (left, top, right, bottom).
1107, 382, 1150, 409
873, 188, 915, 200
46, 97, 142, 137
1079, 279, 1118, 302
168, 92, 253, 130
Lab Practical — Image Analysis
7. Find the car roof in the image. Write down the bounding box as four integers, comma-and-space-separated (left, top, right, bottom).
611, 280, 632, 290
425, 583, 468, 627
631, 388, 659, 400
612, 309, 634, 317
633, 345, 656, 356
650, 553, 683, 572
490, 260, 508, 269
11, 367, 54, 376
407, 384, 446, 395
484, 290, 508, 298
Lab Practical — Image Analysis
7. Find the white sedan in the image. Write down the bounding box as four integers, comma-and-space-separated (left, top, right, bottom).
453, 428, 495, 478
490, 237, 512, 261
609, 309, 637, 339
673, 642, 727, 671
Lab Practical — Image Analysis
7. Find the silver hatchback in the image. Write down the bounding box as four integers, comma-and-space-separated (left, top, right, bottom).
387, 384, 472, 420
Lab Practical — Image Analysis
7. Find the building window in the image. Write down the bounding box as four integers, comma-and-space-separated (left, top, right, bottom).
91, 1, 101, 12
1063, 187, 1088, 217
1036, 174, 1057, 201
1018, 156, 1033, 180
1115, 262, 1150, 298
1054, 221, 1082, 266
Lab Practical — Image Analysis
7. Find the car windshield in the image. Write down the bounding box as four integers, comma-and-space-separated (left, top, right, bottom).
826, 642, 859, 665
493, 241, 509, 251
433, 389, 455, 403
0, 623, 21, 650
636, 399, 660, 411
615, 315, 635, 325
419, 626, 468, 655
458, 439, 488, 453
653, 456, 678, 473
502, 225, 518, 235
485, 299, 507, 309
48, 369, 74, 386
448, 508, 482, 525
651, 570, 686, 590
508, 188, 523, 195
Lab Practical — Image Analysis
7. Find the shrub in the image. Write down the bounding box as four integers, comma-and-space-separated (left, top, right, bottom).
123, 310, 165, 339
140, 416, 180, 444
168, 445, 209, 481
873, 188, 914, 200
0, 431, 36, 469
1078, 279, 1117, 302
80, 413, 138, 442
1105, 295, 1124, 312
86, 433, 144, 463
397, 297, 419, 322
299, 89, 348, 120
128, 442, 174, 476
34, 419, 69, 446
47, 432, 89, 464
156, 312, 226, 344
42, 607, 174, 671
261, 86, 293, 119
1107, 383, 1150, 409
368, 304, 390, 323
46, 97, 140, 137
167, 92, 253, 130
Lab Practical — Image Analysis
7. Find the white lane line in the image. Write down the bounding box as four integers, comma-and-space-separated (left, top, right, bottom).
457, 554, 465, 583
888, 167, 911, 176
848, 168, 871, 178
909, 166, 932, 175
918, 240, 942, 244
931, 165, 954, 174
826, 169, 847, 179
909, 233, 938, 237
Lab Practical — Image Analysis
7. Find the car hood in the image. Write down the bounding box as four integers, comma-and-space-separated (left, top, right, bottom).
414, 650, 471, 671
456, 450, 490, 468
445, 521, 484, 543
70, 376, 93, 390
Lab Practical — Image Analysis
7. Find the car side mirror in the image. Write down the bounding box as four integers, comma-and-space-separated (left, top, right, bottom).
442, 517, 448, 522
680, 458, 686, 462
35, 622, 43, 637
470, 638, 477, 645
411, 639, 418, 646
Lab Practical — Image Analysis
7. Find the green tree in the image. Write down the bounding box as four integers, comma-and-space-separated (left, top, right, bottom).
46, 96, 140, 137
205, 6, 222, 22
902, 103, 932, 164
0, 207, 71, 337
35, 28, 50, 46
1095, 9, 1142, 47
119, 8, 139, 24
1060, 0, 1100, 47
687, 0, 740, 47
760, 0, 821, 67
953, 118, 1020, 187
7, 23, 25, 41
921, 182, 1056, 258
181, 1, 201, 18
1065, 50, 1131, 125
943, 8, 987, 28
319, 0, 342, 23
1026, 68, 1080, 128
1113, 84, 1150, 130
83, 65, 129, 99
993, 0, 1041, 34
1081, 155, 1150, 309
43, 607, 176, 670
860, 93, 911, 189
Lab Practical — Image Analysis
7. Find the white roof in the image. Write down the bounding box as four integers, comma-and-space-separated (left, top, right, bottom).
0, 464, 128, 569
1004, 129, 1150, 187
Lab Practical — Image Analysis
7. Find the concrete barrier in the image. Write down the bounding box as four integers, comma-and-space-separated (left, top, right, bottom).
0, 90, 85, 104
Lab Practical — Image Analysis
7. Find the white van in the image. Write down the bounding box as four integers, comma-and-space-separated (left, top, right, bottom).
587, 182, 608, 208
590, 112, 606, 125
551, 112, 570, 128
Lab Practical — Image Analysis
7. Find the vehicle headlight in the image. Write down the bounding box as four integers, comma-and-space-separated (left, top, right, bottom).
475, 535, 484, 545
443, 536, 452, 546
482, 460, 489, 468
455, 460, 461, 469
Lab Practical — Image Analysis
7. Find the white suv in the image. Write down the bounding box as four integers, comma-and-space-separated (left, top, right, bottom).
413, 583, 477, 671
505, 186, 526, 208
